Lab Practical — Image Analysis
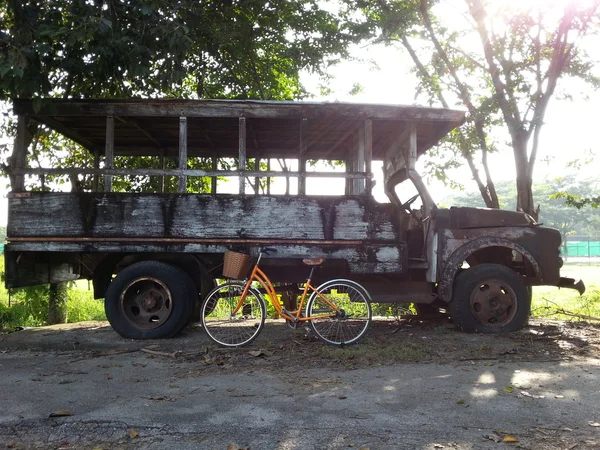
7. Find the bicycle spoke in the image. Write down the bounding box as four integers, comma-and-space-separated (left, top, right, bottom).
306, 280, 372, 345
201, 282, 266, 347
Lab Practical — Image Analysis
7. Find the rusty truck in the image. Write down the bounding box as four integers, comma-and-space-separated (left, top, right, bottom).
4, 99, 584, 339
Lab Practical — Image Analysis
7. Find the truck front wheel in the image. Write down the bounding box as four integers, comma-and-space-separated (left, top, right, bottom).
105, 261, 194, 339
449, 264, 530, 333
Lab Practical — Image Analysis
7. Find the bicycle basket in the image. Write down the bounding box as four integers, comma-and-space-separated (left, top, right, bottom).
222, 250, 251, 279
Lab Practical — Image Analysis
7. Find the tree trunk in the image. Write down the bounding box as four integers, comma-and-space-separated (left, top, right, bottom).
513, 136, 536, 219
48, 282, 69, 325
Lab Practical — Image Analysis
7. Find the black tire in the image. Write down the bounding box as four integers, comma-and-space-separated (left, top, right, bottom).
104, 261, 195, 339
201, 282, 266, 347
449, 263, 530, 334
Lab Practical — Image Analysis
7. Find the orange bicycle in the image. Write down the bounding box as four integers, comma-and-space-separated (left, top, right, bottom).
201, 248, 372, 347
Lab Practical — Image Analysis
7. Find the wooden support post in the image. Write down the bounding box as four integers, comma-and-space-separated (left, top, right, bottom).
104, 115, 114, 192
92, 149, 100, 192
178, 117, 188, 193
266, 159, 271, 195
12, 115, 28, 192
255, 157, 260, 194
239, 117, 246, 194
211, 157, 217, 194
298, 118, 307, 195
364, 119, 373, 195
159, 151, 165, 193
408, 123, 417, 170
355, 124, 366, 194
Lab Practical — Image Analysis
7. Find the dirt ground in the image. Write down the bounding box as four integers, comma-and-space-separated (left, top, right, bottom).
0, 316, 599, 449
3, 314, 599, 372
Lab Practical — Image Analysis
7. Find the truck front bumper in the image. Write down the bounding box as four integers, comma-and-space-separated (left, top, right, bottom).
558, 277, 586, 295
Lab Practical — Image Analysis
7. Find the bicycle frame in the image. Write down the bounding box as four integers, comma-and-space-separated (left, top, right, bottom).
233, 254, 341, 322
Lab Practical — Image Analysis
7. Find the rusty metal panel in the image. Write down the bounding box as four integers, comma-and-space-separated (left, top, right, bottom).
449, 207, 533, 228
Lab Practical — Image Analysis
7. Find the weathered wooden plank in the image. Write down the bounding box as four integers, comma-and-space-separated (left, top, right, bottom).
355, 123, 366, 194
239, 117, 246, 194
178, 117, 187, 193
13, 167, 371, 179
298, 118, 307, 195
364, 119, 373, 194
13, 115, 28, 192
8, 193, 401, 243
211, 157, 217, 193
5, 241, 405, 276
14, 98, 467, 123
408, 123, 417, 170
104, 116, 114, 192
159, 151, 165, 193
92, 149, 100, 192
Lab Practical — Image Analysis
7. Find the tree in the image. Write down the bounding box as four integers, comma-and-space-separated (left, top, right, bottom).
1, 0, 355, 323
347, 0, 600, 218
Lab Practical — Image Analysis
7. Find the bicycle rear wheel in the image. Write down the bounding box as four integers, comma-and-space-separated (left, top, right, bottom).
306, 279, 372, 345
201, 282, 266, 347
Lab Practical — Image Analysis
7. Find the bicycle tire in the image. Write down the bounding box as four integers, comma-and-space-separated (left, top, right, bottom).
201, 282, 266, 347
306, 279, 372, 345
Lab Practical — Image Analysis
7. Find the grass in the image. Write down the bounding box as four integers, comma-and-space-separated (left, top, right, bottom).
0, 276, 106, 331
531, 262, 600, 321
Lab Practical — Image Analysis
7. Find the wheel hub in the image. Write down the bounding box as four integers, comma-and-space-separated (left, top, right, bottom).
141, 289, 162, 311
470, 280, 517, 327
120, 277, 173, 330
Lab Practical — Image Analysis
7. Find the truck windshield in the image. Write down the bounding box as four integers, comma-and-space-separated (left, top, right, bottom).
394, 179, 423, 211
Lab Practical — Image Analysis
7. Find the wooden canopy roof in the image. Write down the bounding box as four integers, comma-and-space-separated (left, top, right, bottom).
13, 99, 465, 160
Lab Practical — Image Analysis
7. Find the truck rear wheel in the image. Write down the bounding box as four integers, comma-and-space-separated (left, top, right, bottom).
449, 264, 530, 333
105, 261, 194, 339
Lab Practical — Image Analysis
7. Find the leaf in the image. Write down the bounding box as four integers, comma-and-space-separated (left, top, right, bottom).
503, 387, 513, 393
483, 434, 502, 443
248, 349, 273, 357
456, 399, 465, 405
503, 436, 519, 443
49, 410, 72, 418
129, 428, 139, 438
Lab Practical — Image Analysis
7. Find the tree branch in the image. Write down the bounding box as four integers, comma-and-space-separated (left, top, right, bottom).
402, 36, 497, 207
466, 0, 520, 135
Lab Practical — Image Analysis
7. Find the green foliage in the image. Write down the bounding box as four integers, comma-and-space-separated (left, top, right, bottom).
551, 193, 600, 210
67, 288, 105, 323
0, 0, 358, 192
0, 257, 106, 330
441, 175, 600, 240
0, 0, 355, 100
0, 283, 105, 330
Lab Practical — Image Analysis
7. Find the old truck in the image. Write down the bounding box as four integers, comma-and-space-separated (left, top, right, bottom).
5, 99, 584, 339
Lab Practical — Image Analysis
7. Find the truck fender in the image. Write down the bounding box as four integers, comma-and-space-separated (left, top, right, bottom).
438, 237, 542, 303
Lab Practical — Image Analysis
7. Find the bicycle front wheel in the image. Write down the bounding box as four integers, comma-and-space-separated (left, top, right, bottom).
306, 279, 372, 345
201, 282, 266, 347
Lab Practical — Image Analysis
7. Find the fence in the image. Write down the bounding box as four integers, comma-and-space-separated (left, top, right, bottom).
565, 236, 600, 259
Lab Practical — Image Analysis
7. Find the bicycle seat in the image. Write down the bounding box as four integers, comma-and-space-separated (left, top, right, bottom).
302, 258, 325, 266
